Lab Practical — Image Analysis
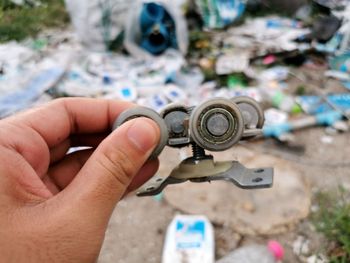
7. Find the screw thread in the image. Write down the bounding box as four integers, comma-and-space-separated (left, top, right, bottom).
191, 143, 206, 159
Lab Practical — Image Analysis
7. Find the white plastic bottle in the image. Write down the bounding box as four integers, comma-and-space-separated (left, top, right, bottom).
216, 241, 284, 263
162, 215, 215, 263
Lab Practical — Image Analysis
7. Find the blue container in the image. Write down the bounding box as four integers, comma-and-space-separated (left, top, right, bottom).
140, 3, 165, 32
139, 2, 177, 55
141, 23, 169, 55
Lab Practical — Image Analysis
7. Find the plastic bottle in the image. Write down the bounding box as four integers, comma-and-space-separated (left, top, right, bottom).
271, 90, 300, 113
262, 89, 302, 114
162, 215, 214, 263
216, 241, 284, 263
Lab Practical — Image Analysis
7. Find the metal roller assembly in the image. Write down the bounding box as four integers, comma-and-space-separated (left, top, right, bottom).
112, 97, 274, 196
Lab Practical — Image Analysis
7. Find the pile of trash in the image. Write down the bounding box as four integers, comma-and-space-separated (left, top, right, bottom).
1, 0, 350, 143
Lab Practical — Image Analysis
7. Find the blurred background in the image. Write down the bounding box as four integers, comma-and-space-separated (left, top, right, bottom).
1, 0, 350, 262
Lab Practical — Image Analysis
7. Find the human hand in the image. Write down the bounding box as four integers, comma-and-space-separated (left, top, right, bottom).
0, 98, 160, 263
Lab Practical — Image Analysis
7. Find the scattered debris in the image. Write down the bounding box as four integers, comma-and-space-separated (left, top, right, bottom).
64, 0, 131, 51
217, 240, 284, 263
264, 108, 288, 126
263, 110, 348, 139
333, 120, 350, 132
194, 0, 246, 29
293, 235, 311, 259
162, 215, 214, 263
215, 51, 250, 75
306, 254, 328, 263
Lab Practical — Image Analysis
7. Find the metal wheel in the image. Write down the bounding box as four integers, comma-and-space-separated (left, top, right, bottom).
231, 96, 264, 128
189, 98, 244, 151
161, 103, 189, 141
113, 107, 168, 159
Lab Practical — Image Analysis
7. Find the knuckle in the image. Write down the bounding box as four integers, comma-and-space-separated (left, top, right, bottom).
50, 98, 76, 112
97, 147, 136, 188
50, 97, 67, 108
53, 97, 73, 105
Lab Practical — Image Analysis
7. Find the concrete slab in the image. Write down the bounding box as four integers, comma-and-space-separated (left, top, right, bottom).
98, 197, 175, 263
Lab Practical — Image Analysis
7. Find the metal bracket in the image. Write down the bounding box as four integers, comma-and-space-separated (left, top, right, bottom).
136, 157, 273, 196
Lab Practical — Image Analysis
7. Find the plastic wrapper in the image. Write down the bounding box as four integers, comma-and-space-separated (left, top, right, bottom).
64, 0, 134, 51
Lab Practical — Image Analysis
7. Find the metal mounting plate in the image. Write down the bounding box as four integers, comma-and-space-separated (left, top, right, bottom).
136, 159, 273, 196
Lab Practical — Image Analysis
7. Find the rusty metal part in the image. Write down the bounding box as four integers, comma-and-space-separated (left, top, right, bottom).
137, 157, 273, 196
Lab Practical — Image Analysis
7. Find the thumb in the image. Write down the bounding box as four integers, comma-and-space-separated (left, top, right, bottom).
56, 117, 160, 224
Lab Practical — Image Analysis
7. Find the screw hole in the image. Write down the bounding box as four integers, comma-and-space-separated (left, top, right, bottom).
252, 177, 263, 183
255, 169, 264, 173
147, 187, 155, 191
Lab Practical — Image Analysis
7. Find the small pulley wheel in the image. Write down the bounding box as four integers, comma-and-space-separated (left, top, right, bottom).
189, 98, 244, 151
160, 103, 189, 135
232, 96, 264, 128
113, 107, 169, 159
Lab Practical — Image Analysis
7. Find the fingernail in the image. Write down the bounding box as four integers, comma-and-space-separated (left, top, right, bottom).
127, 118, 159, 153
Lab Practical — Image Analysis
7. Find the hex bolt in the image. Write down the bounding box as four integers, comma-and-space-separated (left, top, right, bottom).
206, 113, 230, 137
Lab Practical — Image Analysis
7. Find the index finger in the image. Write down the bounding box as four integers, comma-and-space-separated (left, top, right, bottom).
6, 98, 135, 147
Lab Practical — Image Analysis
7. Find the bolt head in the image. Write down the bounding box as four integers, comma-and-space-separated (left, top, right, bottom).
171, 121, 185, 134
